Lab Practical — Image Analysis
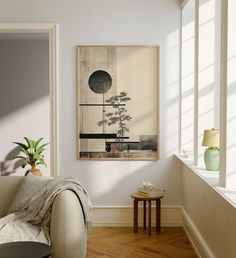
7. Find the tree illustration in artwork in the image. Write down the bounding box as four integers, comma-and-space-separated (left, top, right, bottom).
97, 92, 133, 150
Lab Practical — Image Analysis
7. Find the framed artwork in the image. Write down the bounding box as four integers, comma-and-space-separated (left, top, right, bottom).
77, 45, 159, 160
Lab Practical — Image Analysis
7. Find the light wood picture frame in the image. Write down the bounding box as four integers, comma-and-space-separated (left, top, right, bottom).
77, 45, 160, 160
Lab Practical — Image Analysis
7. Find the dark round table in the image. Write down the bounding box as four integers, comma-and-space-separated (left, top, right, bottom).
0, 241, 51, 258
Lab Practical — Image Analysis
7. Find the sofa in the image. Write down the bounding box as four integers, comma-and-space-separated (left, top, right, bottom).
0, 176, 87, 258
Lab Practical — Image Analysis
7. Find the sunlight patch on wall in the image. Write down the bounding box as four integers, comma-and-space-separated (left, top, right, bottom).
86, 161, 150, 200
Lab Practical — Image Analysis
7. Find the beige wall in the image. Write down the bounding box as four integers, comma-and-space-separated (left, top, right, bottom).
182, 163, 236, 258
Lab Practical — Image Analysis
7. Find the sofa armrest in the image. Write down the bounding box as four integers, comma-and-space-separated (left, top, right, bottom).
50, 190, 87, 258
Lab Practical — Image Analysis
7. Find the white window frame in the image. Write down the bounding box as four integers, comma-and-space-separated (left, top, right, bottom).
180, 0, 229, 187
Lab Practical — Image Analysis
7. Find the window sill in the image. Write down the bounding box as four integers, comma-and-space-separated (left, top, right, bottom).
175, 153, 236, 208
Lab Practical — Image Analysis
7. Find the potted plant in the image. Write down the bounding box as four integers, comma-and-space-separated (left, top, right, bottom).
13, 137, 49, 176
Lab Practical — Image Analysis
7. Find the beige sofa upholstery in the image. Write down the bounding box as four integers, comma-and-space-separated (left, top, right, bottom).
0, 176, 87, 258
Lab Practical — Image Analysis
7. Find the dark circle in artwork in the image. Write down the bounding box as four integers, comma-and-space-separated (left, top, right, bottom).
88, 70, 112, 94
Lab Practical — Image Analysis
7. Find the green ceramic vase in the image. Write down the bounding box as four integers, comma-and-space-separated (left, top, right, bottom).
204, 148, 219, 171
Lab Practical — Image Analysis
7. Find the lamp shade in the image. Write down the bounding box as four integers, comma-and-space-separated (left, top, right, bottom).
202, 129, 220, 148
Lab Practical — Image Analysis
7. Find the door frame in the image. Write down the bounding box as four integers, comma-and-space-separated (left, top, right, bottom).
0, 23, 58, 176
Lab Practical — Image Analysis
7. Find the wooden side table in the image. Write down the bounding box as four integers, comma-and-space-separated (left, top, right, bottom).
131, 193, 163, 235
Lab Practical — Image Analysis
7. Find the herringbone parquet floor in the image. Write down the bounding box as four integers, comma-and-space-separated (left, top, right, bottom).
87, 227, 198, 258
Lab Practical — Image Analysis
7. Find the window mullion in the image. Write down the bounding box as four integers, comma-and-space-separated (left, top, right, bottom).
194, 0, 199, 166
219, 0, 228, 187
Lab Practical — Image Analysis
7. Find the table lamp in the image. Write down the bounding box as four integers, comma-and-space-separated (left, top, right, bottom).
202, 129, 220, 171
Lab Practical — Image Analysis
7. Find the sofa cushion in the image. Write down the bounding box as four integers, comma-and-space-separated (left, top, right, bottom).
8, 176, 51, 214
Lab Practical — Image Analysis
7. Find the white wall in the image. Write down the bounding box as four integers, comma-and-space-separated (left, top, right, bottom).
0, 40, 50, 176
181, 162, 236, 258
0, 0, 182, 207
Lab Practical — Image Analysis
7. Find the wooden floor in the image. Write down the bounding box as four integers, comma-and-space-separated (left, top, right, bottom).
87, 227, 198, 258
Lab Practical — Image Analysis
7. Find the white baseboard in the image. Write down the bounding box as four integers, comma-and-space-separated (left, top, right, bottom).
92, 206, 182, 227
182, 208, 215, 258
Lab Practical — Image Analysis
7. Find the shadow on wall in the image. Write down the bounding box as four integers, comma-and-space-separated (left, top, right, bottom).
0, 147, 22, 176
86, 155, 182, 206
0, 41, 49, 119
0, 40, 50, 176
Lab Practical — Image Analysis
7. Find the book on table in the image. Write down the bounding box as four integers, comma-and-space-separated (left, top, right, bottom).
136, 187, 165, 197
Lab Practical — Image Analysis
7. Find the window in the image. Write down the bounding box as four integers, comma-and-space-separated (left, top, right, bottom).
198, 0, 221, 167
180, 0, 236, 189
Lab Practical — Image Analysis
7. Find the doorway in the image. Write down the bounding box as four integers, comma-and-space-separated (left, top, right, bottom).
0, 24, 58, 177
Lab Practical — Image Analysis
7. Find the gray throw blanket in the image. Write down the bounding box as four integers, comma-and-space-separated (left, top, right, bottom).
0, 177, 92, 244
